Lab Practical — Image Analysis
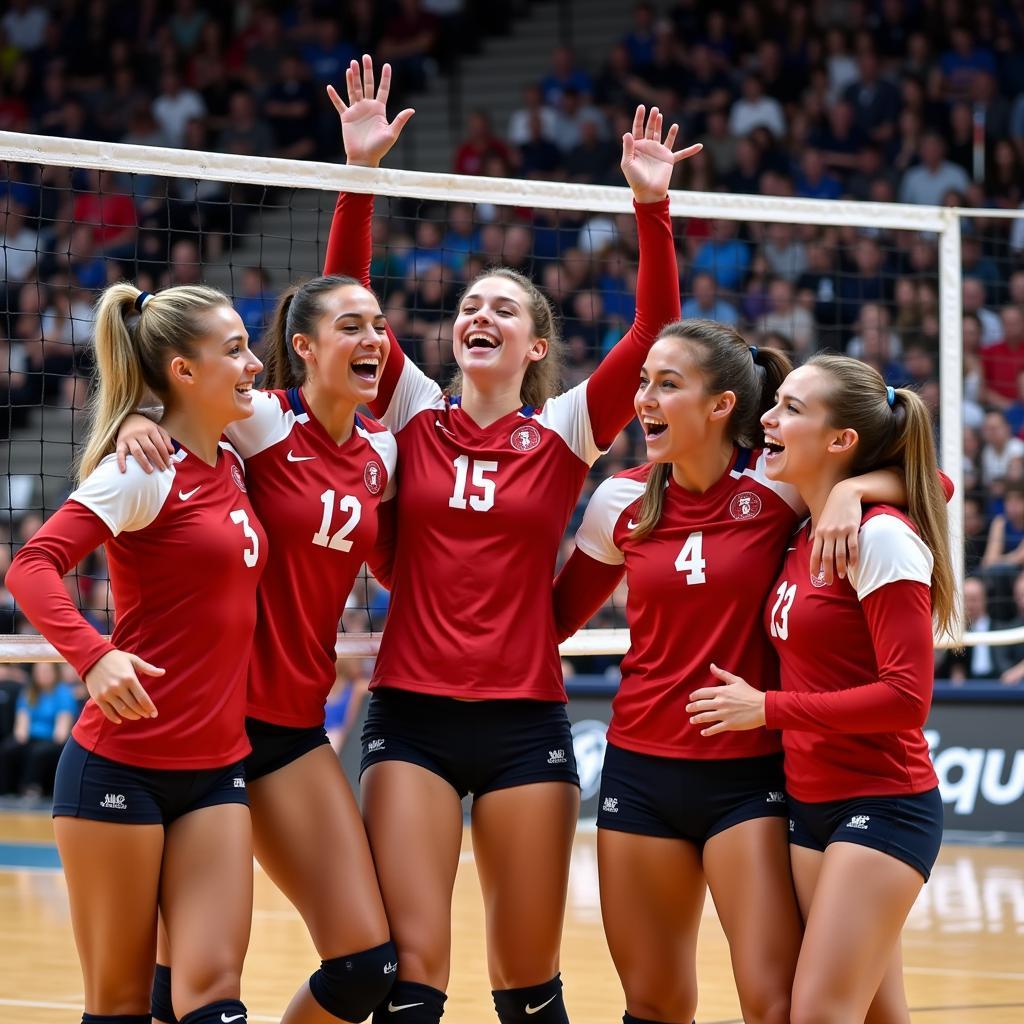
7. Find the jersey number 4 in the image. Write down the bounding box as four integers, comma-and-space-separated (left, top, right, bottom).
674, 531, 707, 585
448, 455, 498, 512
313, 490, 362, 552
769, 581, 797, 640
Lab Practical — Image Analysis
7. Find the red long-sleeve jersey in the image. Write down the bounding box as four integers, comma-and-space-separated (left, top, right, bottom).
7, 446, 267, 769
765, 505, 939, 801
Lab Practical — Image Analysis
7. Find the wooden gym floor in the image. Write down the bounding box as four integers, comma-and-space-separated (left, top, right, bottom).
0, 812, 1021, 1023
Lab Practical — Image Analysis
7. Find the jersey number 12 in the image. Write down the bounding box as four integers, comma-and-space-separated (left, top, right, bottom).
313, 490, 362, 552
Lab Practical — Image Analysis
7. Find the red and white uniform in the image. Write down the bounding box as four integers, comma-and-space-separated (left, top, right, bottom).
226, 387, 396, 727
6, 446, 267, 769
765, 505, 938, 802
555, 448, 802, 758
327, 192, 680, 701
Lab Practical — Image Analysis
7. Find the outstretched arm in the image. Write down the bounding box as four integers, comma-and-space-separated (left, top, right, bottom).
553, 548, 626, 643
325, 55, 416, 418
587, 106, 700, 449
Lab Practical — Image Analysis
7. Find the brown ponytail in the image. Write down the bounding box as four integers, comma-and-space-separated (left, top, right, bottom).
808, 353, 956, 636
261, 274, 365, 390
630, 319, 793, 541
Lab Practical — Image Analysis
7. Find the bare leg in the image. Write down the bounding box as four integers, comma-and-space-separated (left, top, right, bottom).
250, 746, 391, 1024
471, 782, 579, 990
703, 818, 801, 1024
790, 842, 924, 1024
53, 817, 164, 1015
361, 761, 464, 989
160, 804, 253, 1018
597, 828, 705, 1023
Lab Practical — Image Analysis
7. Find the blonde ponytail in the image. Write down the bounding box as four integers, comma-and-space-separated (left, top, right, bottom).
77, 282, 231, 481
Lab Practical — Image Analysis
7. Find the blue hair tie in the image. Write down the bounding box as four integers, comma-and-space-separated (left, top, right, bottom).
886, 385, 895, 408
135, 290, 153, 313
749, 345, 758, 360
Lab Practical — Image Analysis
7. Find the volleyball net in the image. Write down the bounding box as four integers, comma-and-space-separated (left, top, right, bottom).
2, 130, 1020, 664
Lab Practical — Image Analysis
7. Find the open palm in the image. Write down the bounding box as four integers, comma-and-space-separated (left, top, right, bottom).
620, 105, 702, 203
328, 55, 415, 168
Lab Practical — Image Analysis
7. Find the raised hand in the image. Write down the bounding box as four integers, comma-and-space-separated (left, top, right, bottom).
328, 54, 415, 168
620, 105, 702, 203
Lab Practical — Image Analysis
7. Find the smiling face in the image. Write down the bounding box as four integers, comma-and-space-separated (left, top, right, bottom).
170, 304, 263, 424
635, 336, 735, 464
760, 364, 856, 485
293, 284, 388, 404
453, 275, 548, 390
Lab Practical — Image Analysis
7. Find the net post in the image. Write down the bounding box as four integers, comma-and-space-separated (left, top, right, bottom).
938, 208, 964, 645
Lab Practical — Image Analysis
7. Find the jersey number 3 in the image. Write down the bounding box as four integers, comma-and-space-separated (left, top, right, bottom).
230, 509, 260, 568
449, 455, 498, 512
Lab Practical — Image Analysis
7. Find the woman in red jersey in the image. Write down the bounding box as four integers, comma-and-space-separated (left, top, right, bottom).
117, 274, 402, 1024
552, 324, 910, 1024
325, 56, 700, 1024
688, 354, 954, 1024
7, 283, 266, 1024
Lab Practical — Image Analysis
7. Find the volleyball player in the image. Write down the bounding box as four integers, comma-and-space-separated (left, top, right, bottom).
6, 283, 266, 1024
687, 355, 953, 1024
552, 324, 913, 1024
327, 56, 700, 1024
116, 274, 400, 1024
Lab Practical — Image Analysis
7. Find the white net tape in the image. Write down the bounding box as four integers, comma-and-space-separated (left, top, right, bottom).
2, 130, 1013, 660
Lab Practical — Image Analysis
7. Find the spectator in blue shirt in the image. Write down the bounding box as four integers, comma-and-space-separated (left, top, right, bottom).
0, 662, 76, 797
540, 46, 593, 105
690, 219, 751, 293
681, 271, 740, 325
235, 267, 276, 339
795, 148, 843, 200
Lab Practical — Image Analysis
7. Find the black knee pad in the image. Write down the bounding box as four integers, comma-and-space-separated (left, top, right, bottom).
178, 999, 246, 1024
309, 940, 398, 1022
82, 1015, 151, 1024
371, 980, 447, 1024
492, 974, 568, 1024
151, 963, 179, 1024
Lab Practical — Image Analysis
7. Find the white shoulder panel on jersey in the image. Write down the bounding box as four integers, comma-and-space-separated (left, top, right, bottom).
735, 449, 804, 513
847, 513, 933, 601
381, 358, 444, 434
218, 440, 246, 473
536, 380, 602, 466
358, 424, 398, 480
574, 475, 646, 566
69, 452, 177, 536
224, 388, 298, 459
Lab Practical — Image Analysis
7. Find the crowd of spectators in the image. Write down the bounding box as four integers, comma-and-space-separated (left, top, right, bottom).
4, 0, 1024, 703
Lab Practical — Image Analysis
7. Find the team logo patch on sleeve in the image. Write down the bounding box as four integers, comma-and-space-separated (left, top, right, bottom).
231, 464, 247, 492
510, 423, 541, 451
729, 491, 762, 520
364, 460, 383, 495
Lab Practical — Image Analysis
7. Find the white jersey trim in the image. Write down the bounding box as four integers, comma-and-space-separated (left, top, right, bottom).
847, 513, 933, 600
536, 380, 603, 466
358, 423, 398, 480
574, 475, 646, 566
734, 449, 804, 513
381, 358, 444, 434
69, 452, 177, 536
224, 388, 301, 458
